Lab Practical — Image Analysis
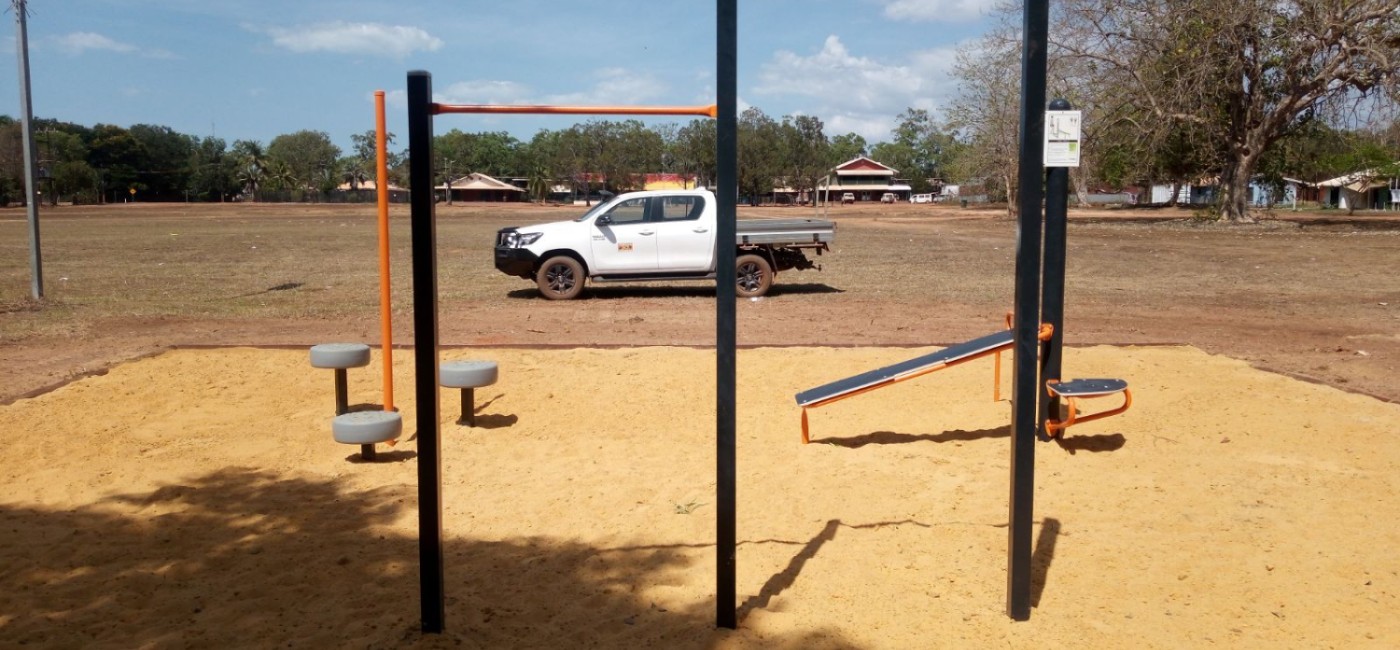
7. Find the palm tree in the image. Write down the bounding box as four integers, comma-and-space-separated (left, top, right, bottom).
527, 168, 551, 204
342, 158, 371, 191
231, 140, 268, 199
265, 160, 296, 192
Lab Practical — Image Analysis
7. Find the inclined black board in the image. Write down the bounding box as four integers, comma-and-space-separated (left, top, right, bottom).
795, 330, 1014, 407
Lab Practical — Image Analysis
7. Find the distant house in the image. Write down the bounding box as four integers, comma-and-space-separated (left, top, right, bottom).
440, 173, 527, 202
816, 156, 912, 204
642, 173, 700, 191
334, 179, 409, 203
1317, 168, 1399, 211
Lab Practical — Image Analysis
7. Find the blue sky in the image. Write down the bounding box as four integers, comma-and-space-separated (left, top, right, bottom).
4, 0, 998, 154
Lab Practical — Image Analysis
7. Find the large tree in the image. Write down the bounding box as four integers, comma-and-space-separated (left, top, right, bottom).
946, 30, 1023, 213
266, 130, 341, 193
777, 114, 829, 203
87, 124, 146, 203
675, 118, 717, 189
736, 107, 782, 204
128, 124, 196, 200
828, 132, 867, 165
1053, 0, 1400, 221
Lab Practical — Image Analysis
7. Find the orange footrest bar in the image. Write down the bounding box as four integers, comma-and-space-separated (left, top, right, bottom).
1043, 378, 1131, 439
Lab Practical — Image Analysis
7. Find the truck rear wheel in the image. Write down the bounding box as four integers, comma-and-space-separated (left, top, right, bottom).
736, 254, 772, 298
536, 256, 585, 300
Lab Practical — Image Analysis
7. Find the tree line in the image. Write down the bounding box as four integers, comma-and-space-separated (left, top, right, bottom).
0, 107, 955, 208
2, 1, 1397, 220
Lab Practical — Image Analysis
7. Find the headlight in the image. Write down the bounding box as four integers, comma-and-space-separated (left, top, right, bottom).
499, 232, 543, 248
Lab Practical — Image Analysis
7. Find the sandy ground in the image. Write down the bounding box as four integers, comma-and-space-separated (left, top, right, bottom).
2, 344, 1398, 648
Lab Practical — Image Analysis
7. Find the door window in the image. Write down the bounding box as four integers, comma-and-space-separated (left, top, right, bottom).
602, 198, 648, 225
658, 196, 704, 221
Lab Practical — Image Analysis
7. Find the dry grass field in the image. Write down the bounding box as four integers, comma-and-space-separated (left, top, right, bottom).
2, 200, 1397, 404
2, 200, 1399, 648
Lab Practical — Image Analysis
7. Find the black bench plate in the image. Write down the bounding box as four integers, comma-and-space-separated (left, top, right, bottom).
796, 330, 1014, 407
1047, 378, 1128, 397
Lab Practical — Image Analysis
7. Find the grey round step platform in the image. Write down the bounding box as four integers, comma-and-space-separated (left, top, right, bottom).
332, 410, 403, 444
1048, 378, 1128, 398
310, 343, 372, 369
440, 360, 498, 388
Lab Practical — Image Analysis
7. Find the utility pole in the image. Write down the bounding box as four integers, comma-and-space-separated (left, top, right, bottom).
12, 0, 43, 299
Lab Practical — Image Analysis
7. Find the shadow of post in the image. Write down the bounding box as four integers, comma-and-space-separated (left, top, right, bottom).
1030, 517, 1061, 607
738, 518, 931, 622
738, 519, 841, 617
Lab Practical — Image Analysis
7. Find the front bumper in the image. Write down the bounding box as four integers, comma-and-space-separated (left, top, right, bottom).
494, 247, 539, 278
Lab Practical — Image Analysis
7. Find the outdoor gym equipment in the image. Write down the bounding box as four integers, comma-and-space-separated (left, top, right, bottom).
792, 119, 1132, 442
396, 0, 1088, 634
400, 8, 738, 629
797, 326, 1044, 444
439, 360, 499, 426
792, 89, 1131, 620
306, 92, 403, 463
794, 310, 1129, 442
309, 343, 402, 460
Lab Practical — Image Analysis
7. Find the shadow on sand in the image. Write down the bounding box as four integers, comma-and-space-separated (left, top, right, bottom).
0, 468, 853, 648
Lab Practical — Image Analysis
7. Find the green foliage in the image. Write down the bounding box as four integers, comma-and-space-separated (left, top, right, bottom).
777, 114, 829, 200
267, 130, 341, 192
828, 132, 867, 165
737, 108, 782, 203
675, 119, 717, 187
87, 124, 145, 201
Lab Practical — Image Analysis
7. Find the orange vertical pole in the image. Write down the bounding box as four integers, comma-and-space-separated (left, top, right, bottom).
376, 90, 395, 412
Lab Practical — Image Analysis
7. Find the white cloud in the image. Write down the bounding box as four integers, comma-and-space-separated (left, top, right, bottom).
54, 32, 137, 55
542, 68, 668, 106
753, 35, 966, 141
757, 36, 919, 113
879, 0, 999, 23
826, 114, 898, 142
262, 22, 442, 58
436, 80, 534, 105
52, 32, 177, 59
436, 69, 668, 107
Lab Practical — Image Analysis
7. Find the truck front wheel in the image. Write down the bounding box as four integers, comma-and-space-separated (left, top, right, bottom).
736, 254, 773, 298
536, 256, 585, 300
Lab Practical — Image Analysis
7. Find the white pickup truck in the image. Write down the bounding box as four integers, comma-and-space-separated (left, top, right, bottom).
494, 189, 834, 299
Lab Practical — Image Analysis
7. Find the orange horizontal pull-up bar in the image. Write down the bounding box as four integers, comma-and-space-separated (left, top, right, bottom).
432, 103, 718, 118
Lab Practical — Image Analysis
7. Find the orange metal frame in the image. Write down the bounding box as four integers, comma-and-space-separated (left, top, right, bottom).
1042, 382, 1133, 439
433, 103, 718, 118
801, 324, 1052, 444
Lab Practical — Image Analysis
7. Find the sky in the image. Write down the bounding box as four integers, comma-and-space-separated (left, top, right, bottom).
3, 0, 1001, 155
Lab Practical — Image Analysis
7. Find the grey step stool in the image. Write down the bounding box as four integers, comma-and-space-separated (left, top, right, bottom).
440, 360, 498, 426
310, 343, 402, 460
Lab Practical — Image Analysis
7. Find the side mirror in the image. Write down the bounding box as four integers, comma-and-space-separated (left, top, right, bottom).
596, 214, 612, 226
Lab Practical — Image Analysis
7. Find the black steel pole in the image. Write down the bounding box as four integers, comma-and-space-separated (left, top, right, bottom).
1038, 98, 1072, 442
1008, 0, 1050, 622
715, 0, 738, 631
334, 369, 349, 416
407, 70, 445, 634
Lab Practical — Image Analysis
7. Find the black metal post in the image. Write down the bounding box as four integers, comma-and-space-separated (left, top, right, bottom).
332, 369, 376, 459
715, 0, 738, 631
1038, 99, 1072, 442
334, 369, 349, 415
462, 387, 474, 427
407, 70, 445, 634
1008, 0, 1050, 622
